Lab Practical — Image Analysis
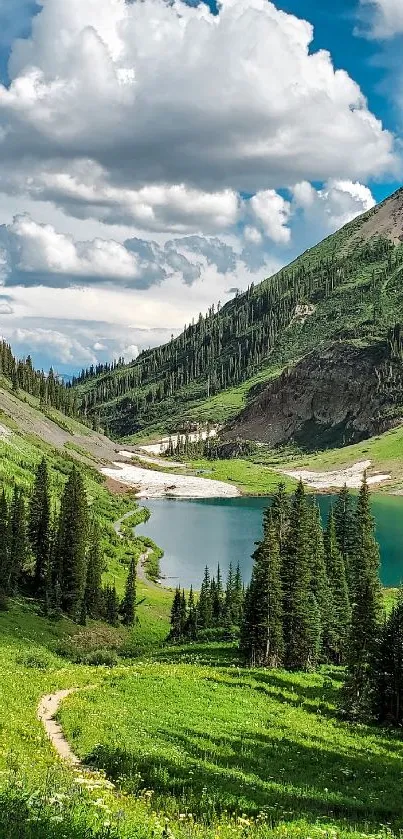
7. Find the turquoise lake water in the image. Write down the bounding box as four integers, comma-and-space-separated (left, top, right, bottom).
136, 495, 403, 588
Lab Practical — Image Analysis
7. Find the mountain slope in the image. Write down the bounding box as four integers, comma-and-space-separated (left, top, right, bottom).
74, 187, 403, 440
224, 338, 403, 449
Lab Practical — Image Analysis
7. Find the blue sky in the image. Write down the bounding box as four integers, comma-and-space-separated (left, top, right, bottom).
0, 0, 401, 373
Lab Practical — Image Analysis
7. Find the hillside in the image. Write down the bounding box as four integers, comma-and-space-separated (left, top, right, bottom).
73, 188, 403, 441
224, 337, 403, 449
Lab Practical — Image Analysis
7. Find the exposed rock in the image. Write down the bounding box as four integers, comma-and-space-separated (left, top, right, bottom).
224, 341, 403, 450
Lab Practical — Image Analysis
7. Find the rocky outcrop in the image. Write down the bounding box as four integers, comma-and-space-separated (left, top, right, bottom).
224, 342, 403, 450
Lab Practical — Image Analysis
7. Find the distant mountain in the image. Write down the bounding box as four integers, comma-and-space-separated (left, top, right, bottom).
73, 187, 403, 442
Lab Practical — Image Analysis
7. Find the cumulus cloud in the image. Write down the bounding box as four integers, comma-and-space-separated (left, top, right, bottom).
10, 326, 97, 364
0, 0, 394, 209
250, 190, 292, 244
359, 0, 403, 38
292, 179, 376, 232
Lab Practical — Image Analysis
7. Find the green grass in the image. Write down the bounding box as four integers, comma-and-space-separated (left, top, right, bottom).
60, 659, 403, 838
187, 458, 297, 495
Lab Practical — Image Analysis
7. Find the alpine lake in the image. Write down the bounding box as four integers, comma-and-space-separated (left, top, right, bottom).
136, 494, 403, 589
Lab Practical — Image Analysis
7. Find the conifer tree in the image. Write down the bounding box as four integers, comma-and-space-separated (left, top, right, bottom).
169, 587, 184, 641
324, 507, 351, 664
180, 589, 187, 634
308, 500, 334, 661
121, 558, 136, 627
28, 457, 51, 593
334, 485, 356, 595
344, 476, 382, 715
282, 481, 316, 670
185, 586, 198, 640
224, 562, 234, 625
84, 521, 103, 619
240, 510, 284, 667
212, 564, 224, 625
232, 563, 244, 626
270, 481, 290, 553
198, 566, 213, 628
54, 467, 89, 620
0, 490, 9, 594
372, 593, 403, 725
104, 584, 119, 626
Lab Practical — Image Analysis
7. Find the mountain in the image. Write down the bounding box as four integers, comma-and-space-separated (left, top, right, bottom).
73, 187, 403, 442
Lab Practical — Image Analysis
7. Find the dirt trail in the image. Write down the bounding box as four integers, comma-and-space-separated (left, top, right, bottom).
113, 510, 165, 589
37, 689, 82, 765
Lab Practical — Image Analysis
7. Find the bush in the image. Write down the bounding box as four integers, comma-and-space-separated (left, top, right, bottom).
17, 651, 53, 671
0, 591, 9, 612
84, 648, 119, 667
55, 626, 124, 663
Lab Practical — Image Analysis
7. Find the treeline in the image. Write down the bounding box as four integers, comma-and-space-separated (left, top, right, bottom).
169, 564, 244, 642
70, 357, 127, 386
0, 340, 77, 416
240, 481, 377, 672
75, 237, 401, 435
0, 459, 136, 628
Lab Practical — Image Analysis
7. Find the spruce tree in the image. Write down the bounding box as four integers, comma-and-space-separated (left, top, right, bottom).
169, 587, 183, 641
308, 500, 334, 662
0, 491, 9, 594
324, 507, 351, 664
121, 558, 136, 627
104, 584, 119, 626
270, 481, 290, 553
185, 586, 198, 640
232, 563, 244, 626
240, 510, 284, 667
198, 566, 213, 628
372, 593, 403, 726
344, 476, 382, 715
84, 521, 103, 618
28, 457, 51, 593
334, 485, 356, 596
212, 564, 224, 625
54, 467, 89, 620
282, 481, 316, 670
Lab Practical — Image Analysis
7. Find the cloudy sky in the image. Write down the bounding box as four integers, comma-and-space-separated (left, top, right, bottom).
0, 0, 402, 374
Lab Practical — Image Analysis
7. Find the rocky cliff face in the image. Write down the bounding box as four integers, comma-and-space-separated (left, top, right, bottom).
224, 342, 403, 449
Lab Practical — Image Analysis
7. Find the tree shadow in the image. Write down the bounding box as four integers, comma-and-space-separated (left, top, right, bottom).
85, 720, 403, 831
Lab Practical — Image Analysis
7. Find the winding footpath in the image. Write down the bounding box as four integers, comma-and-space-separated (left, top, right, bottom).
113, 509, 163, 588
37, 689, 82, 766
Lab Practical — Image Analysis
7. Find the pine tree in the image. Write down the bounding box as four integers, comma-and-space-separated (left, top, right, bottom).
84, 521, 103, 619
185, 586, 198, 640
282, 481, 316, 670
344, 476, 382, 715
0, 490, 9, 594
212, 564, 224, 625
372, 593, 403, 725
240, 510, 284, 667
104, 584, 119, 626
121, 558, 136, 627
28, 457, 51, 593
270, 481, 290, 553
324, 507, 351, 664
169, 587, 183, 641
198, 566, 213, 628
232, 563, 244, 626
334, 485, 356, 596
54, 467, 89, 620
308, 500, 334, 662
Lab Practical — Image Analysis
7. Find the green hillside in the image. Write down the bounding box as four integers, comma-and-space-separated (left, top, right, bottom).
73, 188, 403, 440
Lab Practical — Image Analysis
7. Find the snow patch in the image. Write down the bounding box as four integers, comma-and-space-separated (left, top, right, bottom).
282, 460, 391, 490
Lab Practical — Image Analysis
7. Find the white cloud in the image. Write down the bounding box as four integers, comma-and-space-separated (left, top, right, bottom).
244, 226, 263, 245
250, 190, 291, 244
9, 214, 140, 280
17, 163, 240, 233
359, 0, 403, 38
292, 179, 376, 231
0, 0, 394, 209
11, 326, 97, 364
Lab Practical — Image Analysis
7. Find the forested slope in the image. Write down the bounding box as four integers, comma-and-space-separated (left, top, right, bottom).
73, 188, 403, 439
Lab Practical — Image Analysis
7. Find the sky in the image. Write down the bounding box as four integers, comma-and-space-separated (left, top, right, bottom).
0, 0, 402, 374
